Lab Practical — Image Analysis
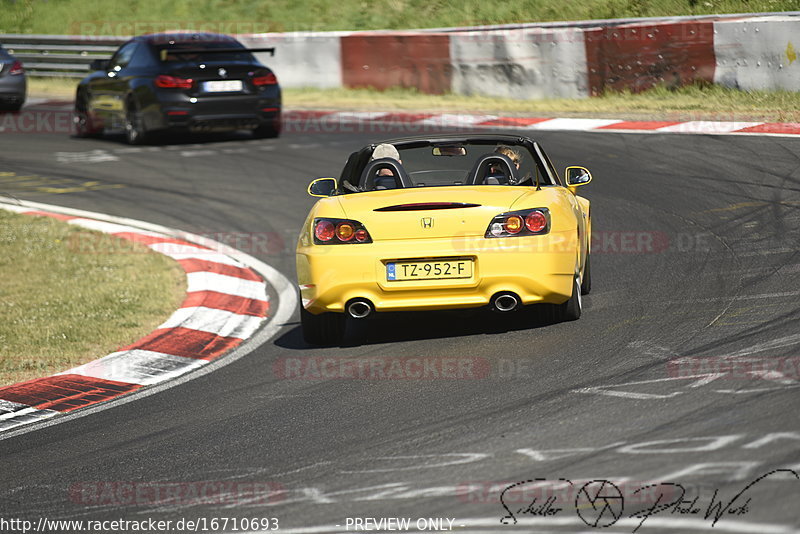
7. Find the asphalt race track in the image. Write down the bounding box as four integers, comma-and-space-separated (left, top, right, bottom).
1, 102, 799, 533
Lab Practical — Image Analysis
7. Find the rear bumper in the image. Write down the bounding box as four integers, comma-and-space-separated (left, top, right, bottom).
297, 232, 578, 314
146, 87, 280, 131
0, 75, 26, 104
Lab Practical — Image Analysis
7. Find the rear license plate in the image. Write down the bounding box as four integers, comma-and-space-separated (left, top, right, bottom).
202, 80, 243, 92
387, 260, 472, 281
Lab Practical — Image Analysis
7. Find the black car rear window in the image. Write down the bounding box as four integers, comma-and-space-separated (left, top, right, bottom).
153, 40, 254, 63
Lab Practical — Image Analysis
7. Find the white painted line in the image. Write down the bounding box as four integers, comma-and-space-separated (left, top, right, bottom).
158, 306, 265, 339
186, 271, 268, 301
180, 150, 218, 157
55, 150, 119, 163
0, 205, 33, 213
418, 113, 498, 126
0, 407, 59, 431
528, 118, 623, 130
68, 218, 160, 235
657, 121, 762, 134
333, 111, 391, 121
59, 350, 208, 386
0, 399, 29, 412
154, 250, 245, 267
0, 406, 38, 421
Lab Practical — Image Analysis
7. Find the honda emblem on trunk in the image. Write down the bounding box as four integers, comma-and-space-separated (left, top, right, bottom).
421, 217, 434, 229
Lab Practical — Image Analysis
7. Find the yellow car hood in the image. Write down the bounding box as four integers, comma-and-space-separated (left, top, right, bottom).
333, 186, 534, 240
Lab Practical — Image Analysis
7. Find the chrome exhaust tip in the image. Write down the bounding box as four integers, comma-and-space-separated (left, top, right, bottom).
491, 292, 520, 313
347, 299, 373, 319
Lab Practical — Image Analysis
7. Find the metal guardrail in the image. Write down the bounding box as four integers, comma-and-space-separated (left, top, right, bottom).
1, 34, 125, 77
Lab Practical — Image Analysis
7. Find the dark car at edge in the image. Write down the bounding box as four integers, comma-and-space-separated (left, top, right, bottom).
0, 44, 26, 111
74, 32, 281, 144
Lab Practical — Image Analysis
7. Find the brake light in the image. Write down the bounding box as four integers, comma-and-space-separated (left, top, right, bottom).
313, 218, 372, 245
525, 211, 547, 233
253, 72, 277, 86
9, 60, 24, 76
155, 74, 193, 89
314, 220, 335, 242
486, 208, 550, 238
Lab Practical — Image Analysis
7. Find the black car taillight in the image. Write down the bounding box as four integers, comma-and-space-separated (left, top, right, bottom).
485, 208, 550, 238
9, 60, 24, 76
313, 218, 372, 245
155, 74, 193, 89
253, 72, 277, 86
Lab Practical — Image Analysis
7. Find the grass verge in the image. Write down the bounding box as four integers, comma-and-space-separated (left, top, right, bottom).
27, 77, 800, 123
285, 84, 800, 122
0, 209, 186, 387
2, 0, 797, 34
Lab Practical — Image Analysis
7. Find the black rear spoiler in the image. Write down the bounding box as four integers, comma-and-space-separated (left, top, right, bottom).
159, 47, 275, 61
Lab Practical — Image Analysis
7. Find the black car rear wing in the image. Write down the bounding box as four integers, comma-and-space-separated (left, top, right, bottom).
159, 47, 275, 61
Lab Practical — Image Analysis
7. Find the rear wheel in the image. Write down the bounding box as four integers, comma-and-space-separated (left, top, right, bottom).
74, 93, 102, 137
0, 102, 22, 112
555, 275, 582, 322
252, 118, 281, 139
300, 307, 344, 346
124, 100, 149, 145
580, 252, 592, 295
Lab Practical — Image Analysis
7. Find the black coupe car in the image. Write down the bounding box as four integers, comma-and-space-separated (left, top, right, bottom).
74, 32, 281, 143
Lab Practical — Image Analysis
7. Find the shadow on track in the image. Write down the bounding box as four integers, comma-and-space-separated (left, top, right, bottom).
71, 129, 267, 146
273, 305, 571, 350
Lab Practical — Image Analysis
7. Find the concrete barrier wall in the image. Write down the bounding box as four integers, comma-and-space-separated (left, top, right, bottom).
15, 12, 798, 96
238, 32, 345, 89
450, 27, 589, 99
340, 33, 452, 94
584, 21, 716, 95
713, 16, 800, 91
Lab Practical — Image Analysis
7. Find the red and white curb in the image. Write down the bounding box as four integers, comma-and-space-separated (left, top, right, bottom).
0, 200, 296, 435
284, 110, 800, 137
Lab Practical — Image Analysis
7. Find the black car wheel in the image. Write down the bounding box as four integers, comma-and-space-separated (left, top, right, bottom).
125, 100, 148, 145
0, 102, 22, 112
300, 307, 344, 346
252, 118, 281, 139
74, 93, 102, 137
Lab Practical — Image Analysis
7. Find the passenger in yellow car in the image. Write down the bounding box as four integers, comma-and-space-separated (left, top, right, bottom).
370, 143, 404, 189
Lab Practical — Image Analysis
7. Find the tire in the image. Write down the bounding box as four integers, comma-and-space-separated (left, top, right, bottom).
124, 100, 148, 145
0, 102, 22, 112
73, 93, 102, 137
580, 252, 592, 295
252, 118, 281, 139
300, 306, 344, 346
555, 275, 582, 322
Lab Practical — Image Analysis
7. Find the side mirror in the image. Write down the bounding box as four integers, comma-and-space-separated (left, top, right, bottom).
565, 166, 592, 187
308, 177, 337, 197
89, 59, 109, 71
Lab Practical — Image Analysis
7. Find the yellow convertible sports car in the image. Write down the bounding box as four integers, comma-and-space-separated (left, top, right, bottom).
297, 134, 592, 345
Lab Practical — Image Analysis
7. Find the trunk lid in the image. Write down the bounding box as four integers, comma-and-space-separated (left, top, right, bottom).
336, 187, 529, 240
